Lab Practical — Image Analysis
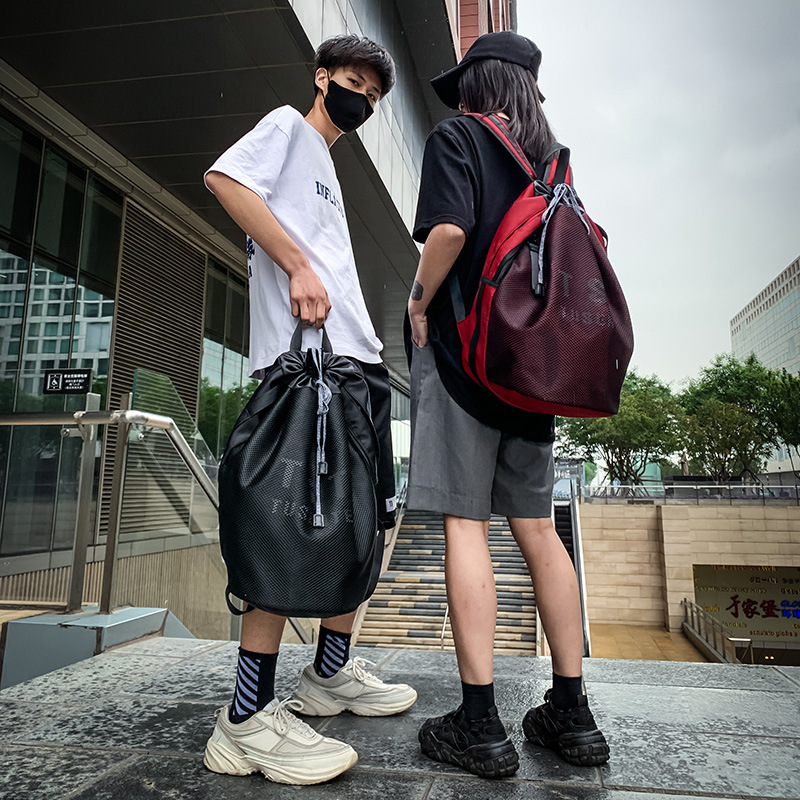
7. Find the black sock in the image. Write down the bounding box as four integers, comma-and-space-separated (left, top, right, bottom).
461, 681, 495, 720
551, 672, 583, 710
314, 625, 352, 678
229, 647, 278, 723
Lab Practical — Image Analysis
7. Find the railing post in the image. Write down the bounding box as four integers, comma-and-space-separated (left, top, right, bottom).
100, 393, 132, 614
66, 393, 101, 614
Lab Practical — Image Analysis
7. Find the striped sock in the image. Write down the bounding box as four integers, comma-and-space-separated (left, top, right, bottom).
313, 626, 351, 678
229, 647, 278, 724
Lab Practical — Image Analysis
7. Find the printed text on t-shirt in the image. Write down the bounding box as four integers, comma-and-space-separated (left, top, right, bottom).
315, 181, 344, 218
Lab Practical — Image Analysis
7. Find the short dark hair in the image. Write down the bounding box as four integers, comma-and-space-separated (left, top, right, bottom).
459, 59, 554, 166
315, 35, 396, 97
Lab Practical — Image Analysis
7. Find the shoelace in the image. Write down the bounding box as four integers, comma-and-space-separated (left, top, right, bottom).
271, 697, 317, 739
537, 182, 592, 291
347, 657, 386, 687
311, 346, 331, 528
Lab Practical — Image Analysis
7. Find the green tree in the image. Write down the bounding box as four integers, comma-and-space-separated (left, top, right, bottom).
683, 399, 773, 482
768, 369, 800, 476
559, 372, 683, 485
679, 354, 779, 480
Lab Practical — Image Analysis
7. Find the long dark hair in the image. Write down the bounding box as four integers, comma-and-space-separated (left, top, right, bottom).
458, 59, 554, 165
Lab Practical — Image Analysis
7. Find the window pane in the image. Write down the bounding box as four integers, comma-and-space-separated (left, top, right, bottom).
23, 256, 76, 384
70, 276, 114, 406
204, 263, 227, 345
0, 239, 28, 376
0, 371, 69, 556
199, 338, 224, 458
220, 348, 243, 454
0, 113, 41, 243
226, 276, 246, 351
80, 177, 122, 296
34, 148, 86, 265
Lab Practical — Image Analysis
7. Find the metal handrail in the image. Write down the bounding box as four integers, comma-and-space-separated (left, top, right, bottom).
440, 603, 449, 649
0, 408, 218, 508
583, 482, 799, 506
0, 404, 219, 616
681, 598, 742, 663
569, 480, 592, 657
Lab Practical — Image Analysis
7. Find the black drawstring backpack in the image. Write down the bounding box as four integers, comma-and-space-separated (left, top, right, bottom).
218, 323, 384, 618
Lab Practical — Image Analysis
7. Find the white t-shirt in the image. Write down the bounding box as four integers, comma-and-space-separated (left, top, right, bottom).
204, 105, 383, 376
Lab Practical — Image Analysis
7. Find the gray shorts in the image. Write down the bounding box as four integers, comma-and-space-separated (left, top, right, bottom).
406, 341, 554, 520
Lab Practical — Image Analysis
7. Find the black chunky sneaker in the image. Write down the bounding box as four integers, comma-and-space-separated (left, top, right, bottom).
523, 689, 610, 766
418, 704, 519, 779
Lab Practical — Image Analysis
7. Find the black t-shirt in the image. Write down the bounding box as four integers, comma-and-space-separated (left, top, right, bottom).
409, 115, 555, 442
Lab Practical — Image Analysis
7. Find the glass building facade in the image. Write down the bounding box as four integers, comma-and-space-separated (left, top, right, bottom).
0, 111, 121, 556
730, 254, 800, 474
730, 255, 800, 376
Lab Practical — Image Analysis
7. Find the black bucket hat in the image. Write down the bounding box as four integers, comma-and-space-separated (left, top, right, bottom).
431, 31, 545, 109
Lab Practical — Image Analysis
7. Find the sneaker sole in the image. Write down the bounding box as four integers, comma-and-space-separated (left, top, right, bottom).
293, 686, 418, 717
418, 727, 519, 779
203, 738, 358, 785
522, 713, 610, 767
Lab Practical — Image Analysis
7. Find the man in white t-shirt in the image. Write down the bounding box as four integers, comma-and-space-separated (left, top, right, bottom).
201, 35, 416, 785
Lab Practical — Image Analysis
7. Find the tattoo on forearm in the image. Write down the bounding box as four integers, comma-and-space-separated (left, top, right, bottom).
411, 281, 424, 301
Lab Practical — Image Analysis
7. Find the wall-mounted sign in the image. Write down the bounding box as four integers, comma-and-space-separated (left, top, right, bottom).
43, 369, 92, 395
694, 564, 800, 643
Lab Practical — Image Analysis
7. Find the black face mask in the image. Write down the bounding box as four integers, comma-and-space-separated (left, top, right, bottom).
324, 78, 374, 133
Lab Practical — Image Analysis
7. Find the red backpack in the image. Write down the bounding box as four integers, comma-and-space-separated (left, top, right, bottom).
450, 113, 634, 418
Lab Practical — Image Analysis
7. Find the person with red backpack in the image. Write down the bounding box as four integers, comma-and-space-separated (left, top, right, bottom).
407, 31, 614, 778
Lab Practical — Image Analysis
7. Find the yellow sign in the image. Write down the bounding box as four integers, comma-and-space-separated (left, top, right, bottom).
693, 565, 800, 641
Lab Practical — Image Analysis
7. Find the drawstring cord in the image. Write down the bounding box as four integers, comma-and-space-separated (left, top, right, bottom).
312, 346, 331, 528
536, 183, 592, 292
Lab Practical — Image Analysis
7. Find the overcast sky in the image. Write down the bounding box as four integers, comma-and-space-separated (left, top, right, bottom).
517, 0, 800, 387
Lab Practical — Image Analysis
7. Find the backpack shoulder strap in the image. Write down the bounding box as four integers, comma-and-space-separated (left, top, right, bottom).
538, 144, 573, 187
464, 113, 572, 185
463, 112, 535, 181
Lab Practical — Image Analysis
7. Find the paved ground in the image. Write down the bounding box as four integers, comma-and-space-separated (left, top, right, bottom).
589, 623, 708, 662
1, 638, 799, 800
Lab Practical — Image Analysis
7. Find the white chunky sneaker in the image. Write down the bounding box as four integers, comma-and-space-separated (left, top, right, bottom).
203, 697, 358, 785
292, 657, 418, 717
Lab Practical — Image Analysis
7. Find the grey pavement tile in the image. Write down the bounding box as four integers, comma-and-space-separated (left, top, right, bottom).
68, 753, 433, 799
591, 682, 800, 738
106, 636, 227, 659
122, 646, 239, 703
318, 714, 601, 786
376, 671, 548, 720
374, 648, 548, 679
582, 659, 799, 693
22, 696, 328, 755
23, 696, 224, 755
601, 717, 800, 799
427, 778, 745, 800
0, 700, 79, 744
119, 642, 393, 703
0, 744, 133, 800
0, 653, 183, 705
777, 666, 800, 689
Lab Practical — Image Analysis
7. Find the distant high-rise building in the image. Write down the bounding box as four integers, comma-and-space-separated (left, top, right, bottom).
730, 254, 800, 474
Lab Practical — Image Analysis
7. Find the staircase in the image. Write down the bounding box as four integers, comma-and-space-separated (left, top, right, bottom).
554, 503, 575, 561
358, 510, 536, 654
